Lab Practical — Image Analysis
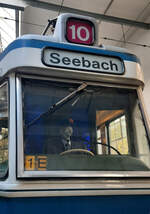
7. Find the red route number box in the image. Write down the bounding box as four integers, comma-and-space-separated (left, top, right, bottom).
66, 18, 95, 45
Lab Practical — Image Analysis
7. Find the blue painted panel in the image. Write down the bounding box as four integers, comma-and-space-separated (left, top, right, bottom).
0, 38, 140, 63
1, 195, 150, 214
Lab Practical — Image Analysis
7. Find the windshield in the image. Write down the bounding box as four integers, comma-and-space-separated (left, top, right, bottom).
22, 78, 150, 173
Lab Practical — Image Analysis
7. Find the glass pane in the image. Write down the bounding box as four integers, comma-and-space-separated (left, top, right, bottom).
22, 78, 150, 172
108, 115, 128, 155
0, 83, 8, 177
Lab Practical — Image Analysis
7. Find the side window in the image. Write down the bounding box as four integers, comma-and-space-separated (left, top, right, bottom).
96, 111, 129, 155
0, 83, 8, 178
108, 115, 128, 154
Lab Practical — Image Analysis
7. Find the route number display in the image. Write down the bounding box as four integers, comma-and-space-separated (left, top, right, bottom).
66, 18, 94, 45
25, 155, 47, 171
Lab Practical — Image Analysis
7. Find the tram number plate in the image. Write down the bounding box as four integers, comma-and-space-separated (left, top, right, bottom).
42, 48, 124, 75
25, 155, 47, 171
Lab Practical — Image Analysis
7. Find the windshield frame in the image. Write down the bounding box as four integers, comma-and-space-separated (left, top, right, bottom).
16, 74, 150, 178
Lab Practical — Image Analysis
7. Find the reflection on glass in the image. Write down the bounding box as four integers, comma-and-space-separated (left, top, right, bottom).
96, 111, 128, 155
109, 115, 128, 154
0, 83, 8, 177
22, 79, 150, 172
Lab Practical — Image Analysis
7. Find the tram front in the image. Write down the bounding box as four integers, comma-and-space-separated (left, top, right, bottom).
0, 13, 150, 213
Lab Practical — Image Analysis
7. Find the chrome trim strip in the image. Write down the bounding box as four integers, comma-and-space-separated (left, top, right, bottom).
16, 76, 24, 177
1, 189, 150, 198
9, 74, 17, 181
21, 170, 150, 178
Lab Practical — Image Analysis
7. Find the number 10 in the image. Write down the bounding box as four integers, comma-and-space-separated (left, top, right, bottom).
69, 25, 90, 41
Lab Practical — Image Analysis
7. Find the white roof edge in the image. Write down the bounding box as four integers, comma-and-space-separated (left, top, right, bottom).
16, 34, 131, 55
16, 35, 131, 54
16, 34, 58, 43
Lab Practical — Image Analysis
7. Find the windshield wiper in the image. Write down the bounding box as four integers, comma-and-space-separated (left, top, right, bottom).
25, 82, 87, 128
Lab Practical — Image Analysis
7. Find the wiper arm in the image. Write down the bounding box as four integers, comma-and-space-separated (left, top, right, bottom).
26, 82, 87, 128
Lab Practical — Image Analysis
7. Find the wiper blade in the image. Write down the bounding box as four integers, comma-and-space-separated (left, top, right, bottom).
26, 82, 87, 128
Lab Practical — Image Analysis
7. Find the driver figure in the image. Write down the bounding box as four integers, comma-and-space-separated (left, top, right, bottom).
59, 119, 73, 150
43, 118, 74, 154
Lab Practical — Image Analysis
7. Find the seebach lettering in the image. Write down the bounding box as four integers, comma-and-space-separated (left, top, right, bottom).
49, 52, 119, 72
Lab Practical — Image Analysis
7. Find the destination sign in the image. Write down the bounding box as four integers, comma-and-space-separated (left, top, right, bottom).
42, 48, 124, 75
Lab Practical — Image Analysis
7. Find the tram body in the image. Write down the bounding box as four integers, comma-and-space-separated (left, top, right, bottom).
1, 13, 150, 213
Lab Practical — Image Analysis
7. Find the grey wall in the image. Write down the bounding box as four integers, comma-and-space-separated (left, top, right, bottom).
124, 17, 150, 117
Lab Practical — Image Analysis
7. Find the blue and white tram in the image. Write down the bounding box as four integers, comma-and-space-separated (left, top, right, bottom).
0, 13, 150, 213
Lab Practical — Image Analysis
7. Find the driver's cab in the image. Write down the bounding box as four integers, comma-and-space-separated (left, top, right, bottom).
0, 13, 150, 185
